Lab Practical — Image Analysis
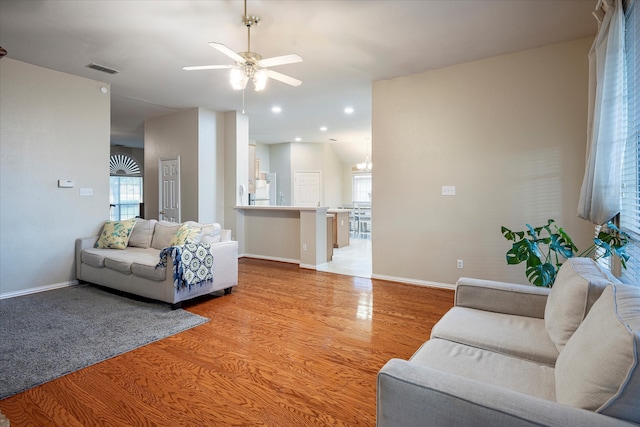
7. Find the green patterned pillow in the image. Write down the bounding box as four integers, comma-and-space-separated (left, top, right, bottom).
168, 223, 202, 247
94, 219, 137, 249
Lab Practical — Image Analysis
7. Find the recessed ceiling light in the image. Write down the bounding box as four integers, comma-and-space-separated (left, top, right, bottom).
344, 107, 354, 114
271, 106, 282, 113
295, 137, 301, 142
320, 126, 327, 131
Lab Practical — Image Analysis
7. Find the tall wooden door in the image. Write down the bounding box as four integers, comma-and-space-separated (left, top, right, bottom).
293, 171, 321, 207
159, 157, 180, 222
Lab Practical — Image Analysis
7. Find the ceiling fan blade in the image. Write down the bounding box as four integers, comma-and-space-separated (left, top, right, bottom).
208, 42, 246, 64
183, 64, 234, 71
265, 69, 302, 87
258, 54, 303, 68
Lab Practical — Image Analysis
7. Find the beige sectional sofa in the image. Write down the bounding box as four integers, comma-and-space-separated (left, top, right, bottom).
378, 258, 640, 426
76, 219, 238, 308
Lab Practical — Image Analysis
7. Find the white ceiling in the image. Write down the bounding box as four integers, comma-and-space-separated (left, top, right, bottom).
0, 0, 597, 164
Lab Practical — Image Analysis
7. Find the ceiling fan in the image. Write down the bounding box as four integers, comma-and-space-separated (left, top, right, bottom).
183, 0, 302, 92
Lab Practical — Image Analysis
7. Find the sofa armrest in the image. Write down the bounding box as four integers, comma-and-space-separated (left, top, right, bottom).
209, 240, 238, 288
455, 277, 550, 319
377, 359, 636, 427
75, 237, 98, 280
220, 229, 232, 242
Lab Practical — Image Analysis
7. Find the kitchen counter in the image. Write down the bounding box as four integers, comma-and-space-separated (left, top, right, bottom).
234, 206, 330, 268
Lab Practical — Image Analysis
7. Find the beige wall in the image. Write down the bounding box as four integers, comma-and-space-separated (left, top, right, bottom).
198, 108, 225, 224
0, 58, 110, 296
372, 37, 595, 286
269, 143, 292, 205
224, 111, 249, 243
323, 143, 344, 208
144, 107, 226, 224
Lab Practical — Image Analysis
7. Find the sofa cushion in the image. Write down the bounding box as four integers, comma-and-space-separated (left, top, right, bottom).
128, 219, 157, 249
544, 257, 619, 352
169, 222, 202, 246
131, 263, 166, 281
151, 221, 181, 250
555, 283, 640, 424
94, 219, 136, 249
100, 248, 154, 274
104, 257, 133, 274
411, 338, 556, 401
81, 248, 108, 268
431, 307, 559, 366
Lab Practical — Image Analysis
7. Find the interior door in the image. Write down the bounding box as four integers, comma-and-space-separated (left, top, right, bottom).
159, 157, 180, 222
293, 171, 321, 207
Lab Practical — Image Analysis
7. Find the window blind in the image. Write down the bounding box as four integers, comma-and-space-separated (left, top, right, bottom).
620, 0, 639, 283
352, 173, 372, 204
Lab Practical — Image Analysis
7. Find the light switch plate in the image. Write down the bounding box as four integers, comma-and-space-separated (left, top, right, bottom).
442, 185, 456, 196
80, 188, 93, 197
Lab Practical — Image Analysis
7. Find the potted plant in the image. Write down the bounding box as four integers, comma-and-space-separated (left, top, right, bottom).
501, 219, 629, 287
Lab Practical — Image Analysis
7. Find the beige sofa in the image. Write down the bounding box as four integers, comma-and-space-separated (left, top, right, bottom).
378, 258, 640, 426
76, 219, 238, 308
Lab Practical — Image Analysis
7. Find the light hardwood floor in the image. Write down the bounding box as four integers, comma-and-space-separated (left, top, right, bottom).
0, 259, 454, 426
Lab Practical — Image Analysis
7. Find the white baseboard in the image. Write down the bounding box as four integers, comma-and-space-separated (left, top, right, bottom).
0, 280, 79, 300
241, 254, 300, 265
371, 273, 456, 290
238, 257, 456, 288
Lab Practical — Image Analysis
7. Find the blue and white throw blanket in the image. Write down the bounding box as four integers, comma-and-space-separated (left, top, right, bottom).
157, 243, 214, 291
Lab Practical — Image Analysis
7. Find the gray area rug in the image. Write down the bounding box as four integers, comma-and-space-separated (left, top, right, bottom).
0, 284, 209, 399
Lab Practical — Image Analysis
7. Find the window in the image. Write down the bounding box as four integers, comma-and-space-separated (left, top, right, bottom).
620, 0, 639, 283
109, 154, 143, 221
352, 173, 372, 204
110, 176, 143, 220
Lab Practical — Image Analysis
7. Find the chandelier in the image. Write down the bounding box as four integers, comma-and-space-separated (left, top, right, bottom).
357, 155, 372, 172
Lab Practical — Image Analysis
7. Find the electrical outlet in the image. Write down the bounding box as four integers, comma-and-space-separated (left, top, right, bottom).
302, 243, 307, 251
457, 259, 463, 269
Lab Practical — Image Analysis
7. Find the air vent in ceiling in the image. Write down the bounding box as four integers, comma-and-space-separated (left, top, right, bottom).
86, 62, 119, 74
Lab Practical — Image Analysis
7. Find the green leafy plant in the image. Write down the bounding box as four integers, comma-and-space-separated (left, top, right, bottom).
501, 219, 630, 287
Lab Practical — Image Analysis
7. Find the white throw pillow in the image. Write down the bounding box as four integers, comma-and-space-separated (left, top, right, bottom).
200, 223, 222, 244
127, 219, 157, 249
151, 221, 181, 250
544, 257, 619, 352
555, 283, 640, 424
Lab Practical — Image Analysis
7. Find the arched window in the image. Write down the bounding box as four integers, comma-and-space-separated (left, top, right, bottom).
109, 154, 143, 220
110, 153, 141, 176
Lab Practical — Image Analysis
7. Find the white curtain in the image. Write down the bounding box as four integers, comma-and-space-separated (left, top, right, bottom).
578, 0, 627, 225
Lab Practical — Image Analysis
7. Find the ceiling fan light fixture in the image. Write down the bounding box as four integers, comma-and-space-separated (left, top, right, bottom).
230, 67, 248, 90
184, 0, 302, 92
253, 69, 268, 91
